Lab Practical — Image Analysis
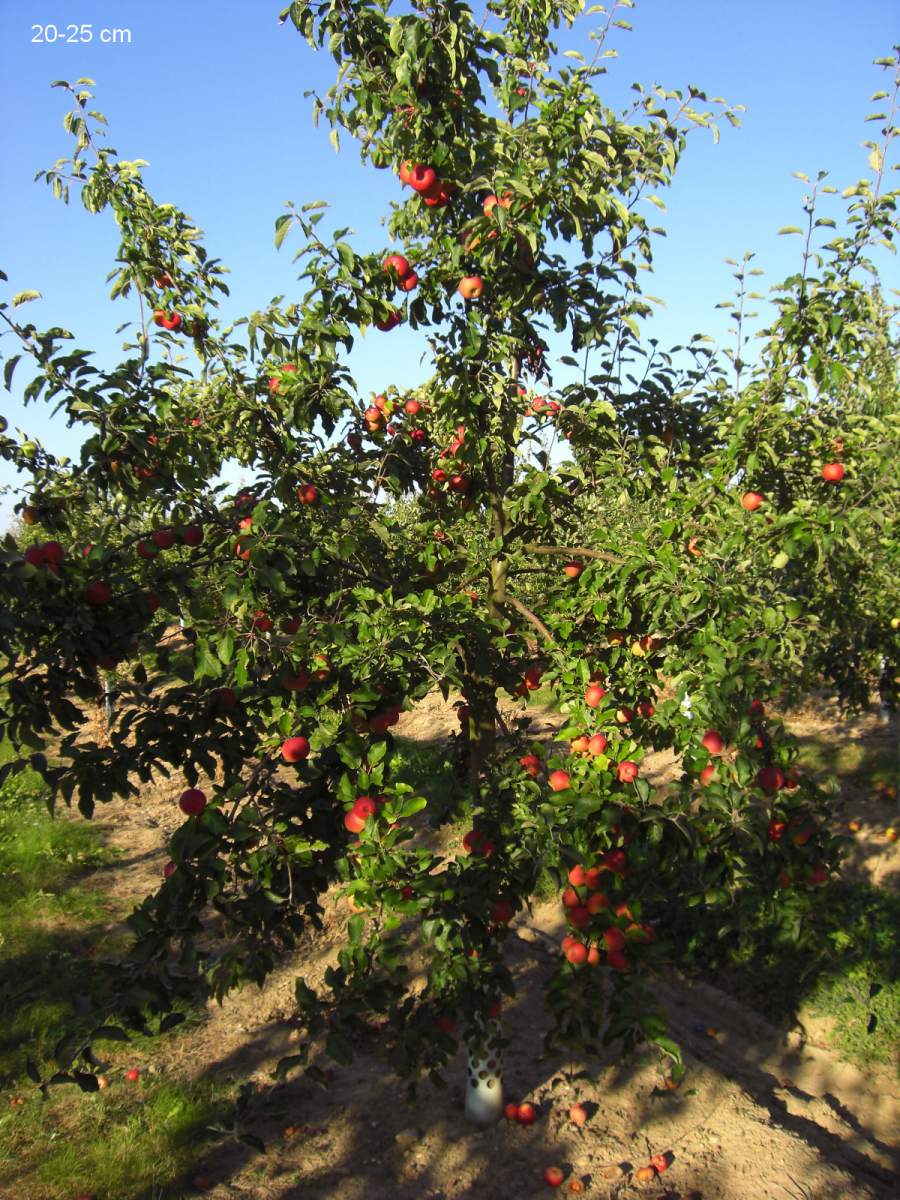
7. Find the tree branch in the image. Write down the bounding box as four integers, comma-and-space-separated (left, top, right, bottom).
522, 543, 626, 565
503, 593, 556, 646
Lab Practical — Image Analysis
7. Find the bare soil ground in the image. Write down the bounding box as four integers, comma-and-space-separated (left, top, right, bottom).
81, 693, 899, 1200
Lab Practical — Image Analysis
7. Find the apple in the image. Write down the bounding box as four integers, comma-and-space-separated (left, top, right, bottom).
434, 1014, 457, 1034
375, 310, 401, 331
347, 431, 362, 450
410, 428, 427, 443
281, 616, 302, 634
491, 899, 515, 925
353, 796, 377, 820
768, 820, 786, 841
281, 670, 310, 691
570, 735, 590, 754
504, 1102, 520, 1120
282, 736, 311, 763
634, 1166, 657, 1184
568, 864, 588, 887
749, 698, 765, 716
143, 591, 161, 614
160, 312, 182, 331
136, 539, 158, 560
741, 491, 764, 512
179, 788, 207, 817
462, 829, 495, 857
213, 687, 237, 709
586, 891, 609, 914
404, 398, 421, 415
821, 462, 844, 483
483, 192, 512, 216
607, 949, 628, 971
808, 866, 829, 886
757, 765, 785, 794
235, 538, 251, 561
563, 560, 583, 579
637, 700, 655, 719
408, 163, 437, 193
164, 861, 177, 878
84, 581, 113, 606
384, 253, 411, 279
567, 905, 590, 930
21, 505, 40, 525
252, 611, 273, 632
587, 733, 608, 755
151, 529, 176, 551
603, 927, 626, 953
701, 730, 725, 755
562, 887, 580, 909
586, 945, 601, 966
617, 760, 639, 783
569, 1103, 588, 1127
297, 484, 319, 504
422, 180, 455, 207
458, 275, 485, 300
154, 272, 173, 287
448, 473, 469, 493
885, 827, 898, 842
549, 770, 571, 792
649, 1153, 669, 1175
516, 1102, 536, 1125
519, 753, 541, 778
398, 160, 413, 185
399, 271, 419, 292
585, 683, 606, 708
23, 546, 46, 567
181, 524, 203, 547
431, 467, 447, 483
615, 706, 635, 725
522, 665, 542, 690
544, 1166, 565, 1187
344, 811, 366, 834
124, 1068, 141, 1083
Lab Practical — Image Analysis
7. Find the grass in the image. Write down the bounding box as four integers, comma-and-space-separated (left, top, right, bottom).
0, 1077, 234, 1199
0, 750, 234, 1199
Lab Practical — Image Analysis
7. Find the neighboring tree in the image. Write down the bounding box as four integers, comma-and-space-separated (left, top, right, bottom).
0, 1, 897, 1110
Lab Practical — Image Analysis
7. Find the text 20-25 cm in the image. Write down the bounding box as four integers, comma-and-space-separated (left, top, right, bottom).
32, 24, 132, 45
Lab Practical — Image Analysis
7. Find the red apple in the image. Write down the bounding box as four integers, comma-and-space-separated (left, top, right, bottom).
458, 275, 485, 300
587, 733, 608, 755
701, 730, 725, 755
344, 811, 366, 833
124, 1067, 141, 1083
375, 310, 401, 332
281, 670, 310, 691
297, 484, 319, 504
281, 616, 302, 634
586, 891, 609, 914
544, 1166, 565, 1187
448, 473, 469, 493
569, 1103, 587, 1127
151, 529, 176, 550
408, 163, 437, 193
399, 271, 419, 292
462, 829, 495, 857
617, 760, 639, 783
517, 1102, 537, 1125
164, 861, 176, 878
384, 253, 411, 279
549, 770, 571, 792
741, 491, 764, 512
568, 864, 588, 887
567, 905, 590, 930
585, 683, 606, 708
181, 524, 203, 547
519, 753, 541, 778
757, 765, 785, 794
564, 560, 583, 579
491, 899, 515, 925
353, 795, 377, 820
282, 736, 311, 763
699, 763, 716, 785
504, 1102, 520, 1120
179, 788, 207, 817
84, 581, 112, 606
821, 462, 844, 482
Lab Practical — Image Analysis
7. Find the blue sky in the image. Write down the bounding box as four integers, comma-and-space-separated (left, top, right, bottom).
1, 1, 896, 528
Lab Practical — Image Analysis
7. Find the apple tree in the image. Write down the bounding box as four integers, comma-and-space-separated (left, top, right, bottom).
1, 1, 897, 1112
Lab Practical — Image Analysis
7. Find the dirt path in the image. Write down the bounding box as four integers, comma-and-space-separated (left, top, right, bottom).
81, 693, 899, 1200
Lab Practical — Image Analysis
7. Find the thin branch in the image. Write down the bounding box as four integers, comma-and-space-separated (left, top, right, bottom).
522, 543, 627, 565
503, 593, 556, 646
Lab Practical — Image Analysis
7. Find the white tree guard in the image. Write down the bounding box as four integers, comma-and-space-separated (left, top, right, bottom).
464, 1013, 503, 1125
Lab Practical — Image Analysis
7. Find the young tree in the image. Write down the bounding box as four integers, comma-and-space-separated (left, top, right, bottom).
0, 2, 897, 1112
